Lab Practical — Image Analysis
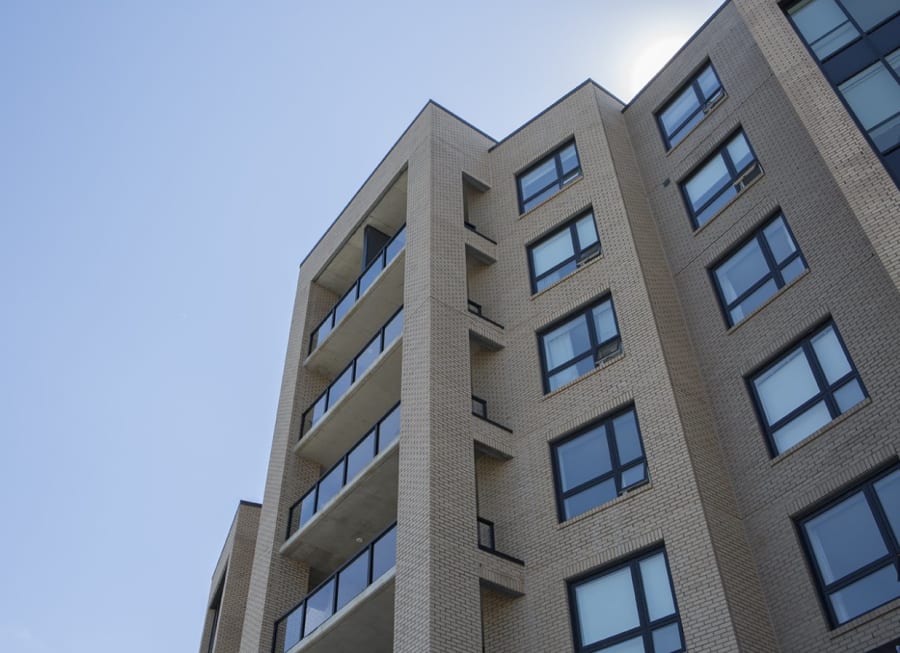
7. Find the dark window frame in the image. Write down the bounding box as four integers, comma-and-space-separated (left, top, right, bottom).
516, 139, 582, 214
679, 128, 762, 229
797, 463, 900, 628
656, 60, 726, 149
709, 211, 808, 327
526, 208, 601, 294
537, 295, 622, 394
567, 546, 685, 653
746, 320, 867, 457
550, 405, 649, 522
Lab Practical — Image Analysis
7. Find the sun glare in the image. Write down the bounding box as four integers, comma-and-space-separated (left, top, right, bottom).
629, 36, 686, 98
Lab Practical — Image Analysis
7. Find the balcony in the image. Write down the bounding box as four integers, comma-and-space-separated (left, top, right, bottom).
273, 524, 397, 653
297, 309, 403, 467
282, 405, 400, 571
306, 226, 405, 377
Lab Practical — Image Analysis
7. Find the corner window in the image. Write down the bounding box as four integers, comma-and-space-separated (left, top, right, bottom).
569, 548, 684, 653
787, 0, 897, 60
837, 53, 900, 155
749, 321, 866, 455
680, 130, 761, 229
799, 465, 900, 626
657, 62, 725, 148
517, 140, 582, 213
711, 213, 807, 326
538, 297, 621, 393
552, 406, 648, 521
527, 209, 601, 293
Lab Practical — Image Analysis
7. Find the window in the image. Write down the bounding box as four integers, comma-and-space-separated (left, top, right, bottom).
538, 297, 621, 393
711, 213, 807, 326
837, 53, 900, 154
527, 209, 601, 293
657, 62, 725, 148
552, 406, 648, 521
680, 130, 761, 229
569, 548, 684, 653
799, 465, 900, 626
749, 321, 866, 455
787, 0, 896, 60
517, 140, 582, 213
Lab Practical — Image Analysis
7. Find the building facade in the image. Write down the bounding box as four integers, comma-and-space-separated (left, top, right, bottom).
199, 1, 900, 651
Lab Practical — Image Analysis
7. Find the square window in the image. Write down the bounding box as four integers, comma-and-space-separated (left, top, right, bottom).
799, 466, 900, 626
680, 130, 761, 229
527, 209, 601, 293
538, 296, 622, 393
748, 321, 866, 455
711, 213, 807, 326
657, 62, 725, 149
552, 406, 648, 521
569, 548, 684, 652
517, 140, 582, 213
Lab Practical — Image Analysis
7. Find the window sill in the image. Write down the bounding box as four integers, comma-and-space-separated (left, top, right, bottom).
541, 351, 625, 400
517, 175, 584, 220
556, 481, 652, 530
829, 595, 900, 640
530, 254, 603, 300
725, 268, 810, 335
664, 92, 729, 158
691, 169, 764, 236
769, 398, 872, 467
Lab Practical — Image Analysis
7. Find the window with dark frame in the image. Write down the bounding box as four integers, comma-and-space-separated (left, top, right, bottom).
527, 209, 601, 293
748, 321, 867, 456
538, 296, 621, 394
784, 0, 900, 184
552, 406, 648, 521
569, 547, 685, 653
798, 464, 900, 627
517, 140, 582, 213
680, 129, 761, 229
711, 212, 807, 326
657, 61, 725, 149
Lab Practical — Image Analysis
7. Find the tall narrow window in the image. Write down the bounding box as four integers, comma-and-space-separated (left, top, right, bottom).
517, 141, 582, 213
527, 209, 601, 293
657, 62, 725, 148
799, 465, 900, 626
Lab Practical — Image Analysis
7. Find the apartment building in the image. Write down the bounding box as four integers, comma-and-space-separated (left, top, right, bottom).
198, 1, 900, 651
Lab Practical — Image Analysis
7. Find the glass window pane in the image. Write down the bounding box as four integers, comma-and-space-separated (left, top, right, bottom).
685, 154, 730, 212
359, 257, 384, 297
284, 607, 303, 651
328, 365, 354, 408
772, 401, 832, 453
620, 463, 647, 489
639, 553, 676, 621
838, 62, 900, 152
385, 225, 405, 261
592, 301, 618, 343
781, 257, 806, 284
576, 213, 599, 248
334, 288, 356, 325
834, 378, 865, 412
336, 552, 369, 611
652, 623, 683, 653
548, 361, 586, 391
303, 579, 335, 636
346, 430, 376, 481
543, 315, 591, 370
715, 239, 770, 303
805, 492, 887, 584
299, 489, 317, 529
842, 0, 898, 30
377, 405, 401, 452
535, 261, 577, 291
889, 49, 900, 76
316, 462, 345, 512
520, 159, 558, 200
697, 64, 721, 99
811, 326, 852, 384
372, 526, 397, 581
575, 567, 640, 645
523, 185, 560, 212
311, 394, 328, 426
557, 426, 611, 491
661, 86, 701, 136
754, 348, 820, 425
598, 637, 645, 653
355, 336, 381, 380
532, 230, 575, 277
874, 470, 900, 540
733, 279, 779, 322
383, 309, 403, 345
612, 410, 643, 464
830, 564, 900, 624
560, 143, 580, 175
564, 479, 618, 519
726, 132, 754, 171
789, 0, 859, 59
762, 217, 797, 263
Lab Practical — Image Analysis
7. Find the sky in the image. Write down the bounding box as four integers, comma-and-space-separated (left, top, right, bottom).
0, 1, 723, 651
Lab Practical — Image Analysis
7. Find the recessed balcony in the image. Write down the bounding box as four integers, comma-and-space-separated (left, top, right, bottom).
273, 524, 397, 653
282, 405, 400, 571
297, 309, 403, 468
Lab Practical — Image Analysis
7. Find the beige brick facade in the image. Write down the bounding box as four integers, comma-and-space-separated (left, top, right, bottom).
200, 2, 900, 651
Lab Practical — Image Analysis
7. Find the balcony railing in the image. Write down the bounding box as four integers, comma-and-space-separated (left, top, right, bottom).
288, 404, 400, 539
309, 225, 406, 355
301, 307, 403, 437
471, 394, 512, 433
467, 299, 504, 329
477, 517, 523, 565
273, 523, 397, 653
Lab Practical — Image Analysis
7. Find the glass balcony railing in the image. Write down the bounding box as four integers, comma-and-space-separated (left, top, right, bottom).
477, 517, 523, 565
309, 225, 406, 355
287, 404, 400, 540
273, 523, 398, 653
300, 307, 403, 437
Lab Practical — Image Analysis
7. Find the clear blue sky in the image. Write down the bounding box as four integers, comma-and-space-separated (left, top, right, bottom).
0, 2, 722, 651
